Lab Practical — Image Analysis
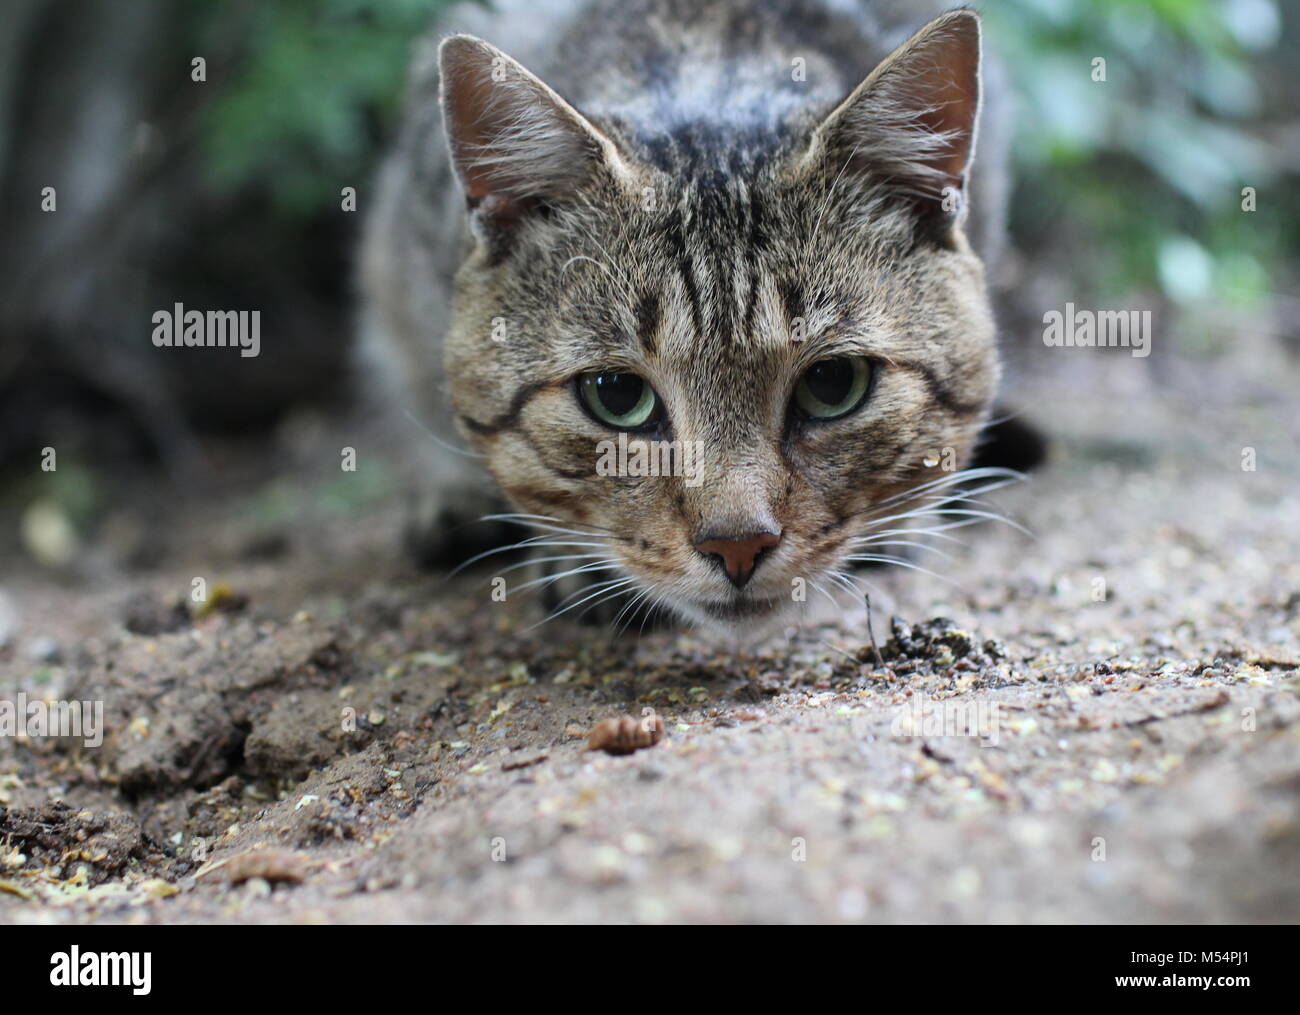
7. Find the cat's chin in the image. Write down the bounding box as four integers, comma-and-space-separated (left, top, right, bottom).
671, 594, 796, 642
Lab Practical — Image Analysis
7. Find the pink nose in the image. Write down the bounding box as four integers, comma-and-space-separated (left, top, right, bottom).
694, 530, 782, 588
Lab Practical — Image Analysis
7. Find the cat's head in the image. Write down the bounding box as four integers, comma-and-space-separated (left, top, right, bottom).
439, 11, 1000, 637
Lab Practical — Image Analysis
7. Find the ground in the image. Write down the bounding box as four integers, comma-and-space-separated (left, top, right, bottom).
1, 332, 1297, 924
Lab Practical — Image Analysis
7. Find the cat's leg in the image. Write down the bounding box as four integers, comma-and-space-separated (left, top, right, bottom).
403, 476, 520, 572
972, 411, 1048, 473
355, 293, 523, 570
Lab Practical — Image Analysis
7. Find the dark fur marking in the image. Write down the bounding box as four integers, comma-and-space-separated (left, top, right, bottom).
888, 359, 987, 416
740, 193, 769, 339
779, 279, 804, 327
459, 400, 593, 480
659, 210, 709, 338
458, 378, 551, 436
817, 516, 847, 537
635, 291, 661, 355
676, 255, 707, 337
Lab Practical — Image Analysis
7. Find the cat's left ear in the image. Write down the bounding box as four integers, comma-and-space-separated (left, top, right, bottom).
802, 9, 981, 223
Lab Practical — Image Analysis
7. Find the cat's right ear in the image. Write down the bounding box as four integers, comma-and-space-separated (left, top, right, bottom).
439, 35, 632, 233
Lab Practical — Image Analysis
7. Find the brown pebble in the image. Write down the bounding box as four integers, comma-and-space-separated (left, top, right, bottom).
502, 753, 549, 771
197, 848, 310, 885
587, 715, 665, 755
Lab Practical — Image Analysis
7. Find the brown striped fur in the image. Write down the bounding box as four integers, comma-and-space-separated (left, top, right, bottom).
361, 0, 1003, 636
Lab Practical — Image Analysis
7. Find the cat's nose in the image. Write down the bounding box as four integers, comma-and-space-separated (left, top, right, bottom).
694, 530, 782, 589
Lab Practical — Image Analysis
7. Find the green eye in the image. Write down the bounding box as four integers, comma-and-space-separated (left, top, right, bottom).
577, 371, 661, 430
794, 356, 873, 420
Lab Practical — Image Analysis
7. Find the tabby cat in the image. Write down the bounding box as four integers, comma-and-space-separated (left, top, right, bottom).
361, 0, 1008, 637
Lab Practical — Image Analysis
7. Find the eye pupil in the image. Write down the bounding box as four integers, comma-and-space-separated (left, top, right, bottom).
793, 355, 872, 421
592, 373, 644, 417
578, 371, 660, 429
804, 358, 853, 405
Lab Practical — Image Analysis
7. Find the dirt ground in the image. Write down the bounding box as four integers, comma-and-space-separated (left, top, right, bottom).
1, 329, 1298, 924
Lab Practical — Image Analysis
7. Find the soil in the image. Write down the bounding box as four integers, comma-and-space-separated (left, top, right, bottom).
1, 334, 1298, 924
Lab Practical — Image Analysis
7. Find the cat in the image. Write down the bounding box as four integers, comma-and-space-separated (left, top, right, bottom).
360, 0, 1010, 638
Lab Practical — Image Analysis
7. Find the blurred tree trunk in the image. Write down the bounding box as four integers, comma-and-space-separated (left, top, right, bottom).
0, 0, 352, 479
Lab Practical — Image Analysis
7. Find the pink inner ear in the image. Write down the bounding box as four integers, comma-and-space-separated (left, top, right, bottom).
823, 12, 983, 200
908, 36, 980, 186
473, 191, 530, 229
440, 37, 610, 222
441, 46, 509, 204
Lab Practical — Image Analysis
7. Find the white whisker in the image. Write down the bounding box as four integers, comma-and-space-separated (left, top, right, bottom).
528, 577, 639, 629
574, 581, 642, 624
845, 538, 953, 559
843, 553, 962, 589
493, 552, 612, 578
509, 560, 625, 595
449, 536, 610, 576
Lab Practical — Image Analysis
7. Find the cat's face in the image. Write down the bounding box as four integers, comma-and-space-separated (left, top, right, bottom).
440, 12, 999, 636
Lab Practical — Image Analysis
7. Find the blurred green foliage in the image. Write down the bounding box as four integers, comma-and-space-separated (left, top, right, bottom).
239, 460, 396, 526
199, 0, 456, 218
197, 0, 1293, 307
986, 0, 1293, 309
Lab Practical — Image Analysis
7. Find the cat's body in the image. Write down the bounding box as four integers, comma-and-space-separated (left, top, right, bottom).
361, 0, 1007, 637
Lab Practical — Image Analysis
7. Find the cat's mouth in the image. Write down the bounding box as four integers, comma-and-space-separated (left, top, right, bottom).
692, 595, 784, 621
